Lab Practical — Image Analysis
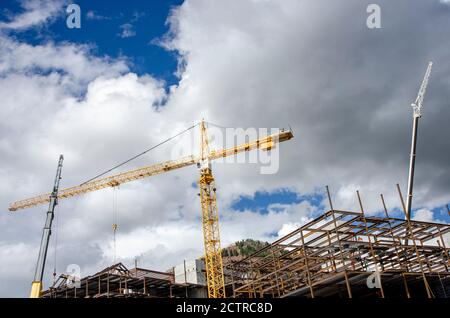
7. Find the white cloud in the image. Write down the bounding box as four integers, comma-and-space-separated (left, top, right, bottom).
118, 23, 136, 38
0, 242, 37, 297
0, 36, 128, 91
117, 12, 145, 38
86, 10, 110, 21
1, 0, 450, 297
0, 0, 63, 31
412, 209, 435, 222
277, 222, 301, 237
413, 208, 448, 225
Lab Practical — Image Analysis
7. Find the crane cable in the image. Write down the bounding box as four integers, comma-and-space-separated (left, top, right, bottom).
112, 186, 119, 264
79, 122, 199, 264
80, 123, 199, 185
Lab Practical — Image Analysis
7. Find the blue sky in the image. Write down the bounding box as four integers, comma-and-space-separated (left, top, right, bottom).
232, 189, 303, 213
1, 0, 450, 297
1, 0, 182, 86
231, 189, 324, 215
230, 189, 450, 222
1, 0, 449, 223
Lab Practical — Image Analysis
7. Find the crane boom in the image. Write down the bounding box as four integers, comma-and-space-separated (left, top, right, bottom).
30, 155, 64, 298
405, 62, 433, 226
411, 62, 433, 118
9, 130, 293, 212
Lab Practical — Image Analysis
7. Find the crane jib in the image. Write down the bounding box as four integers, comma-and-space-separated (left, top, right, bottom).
9, 130, 293, 212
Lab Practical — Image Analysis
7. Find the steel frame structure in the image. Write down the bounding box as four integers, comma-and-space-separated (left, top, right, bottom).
42, 263, 204, 298
228, 208, 450, 298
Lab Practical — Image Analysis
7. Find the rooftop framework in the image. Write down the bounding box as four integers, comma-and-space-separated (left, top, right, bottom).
227, 208, 450, 298
42, 186, 450, 299
42, 263, 205, 298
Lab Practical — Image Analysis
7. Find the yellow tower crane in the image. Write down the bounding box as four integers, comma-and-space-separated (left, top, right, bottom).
9, 120, 293, 298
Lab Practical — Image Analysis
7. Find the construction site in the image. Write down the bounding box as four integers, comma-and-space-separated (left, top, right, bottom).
7, 62, 450, 298
40, 198, 450, 299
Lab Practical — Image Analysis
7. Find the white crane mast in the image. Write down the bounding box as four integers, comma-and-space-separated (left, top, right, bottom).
405, 62, 433, 224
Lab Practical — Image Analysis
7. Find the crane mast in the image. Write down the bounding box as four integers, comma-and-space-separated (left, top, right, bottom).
30, 155, 64, 298
10, 121, 294, 298
405, 62, 432, 222
199, 120, 225, 298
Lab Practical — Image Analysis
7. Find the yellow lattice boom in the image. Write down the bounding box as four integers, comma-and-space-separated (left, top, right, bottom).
9, 121, 294, 299
9, 127, 293, 212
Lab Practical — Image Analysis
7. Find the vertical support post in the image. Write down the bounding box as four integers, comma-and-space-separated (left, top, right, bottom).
397, 184, 433, 298
300, 229, 315, 298
357, 191, 385, 298
143, 276, 146, 295
402, 273, 411, 298
326, 231, 337, 271
270, 249, 281, 297
183, 260, 187, 283
107, 273, 110, 297
326, 186, 352, 298
397, 184, 411, 247
437, 228, 449, 270
227, 249, 237, 298
380, 194, 405, 271
184, 260, 188, 298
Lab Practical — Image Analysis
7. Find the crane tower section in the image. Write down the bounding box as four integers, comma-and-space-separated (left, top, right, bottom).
199, 120, 226, 298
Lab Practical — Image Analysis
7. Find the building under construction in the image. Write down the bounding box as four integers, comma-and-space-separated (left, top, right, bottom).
43, 193, 450, 298
42, 263, 208, 298
12, 61, 450, 299
227, 208, 450, 298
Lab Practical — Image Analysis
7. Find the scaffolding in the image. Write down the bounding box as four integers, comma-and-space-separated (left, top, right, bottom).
42, 263, 206, 298
227, 190, 450, 298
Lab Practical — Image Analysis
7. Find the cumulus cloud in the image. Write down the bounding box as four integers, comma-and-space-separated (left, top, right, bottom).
0, 242, 36, 296
0, 36, 128, 91
2, 0, 450, 297
162, 0, 450, 214
0, 0, 64, 31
